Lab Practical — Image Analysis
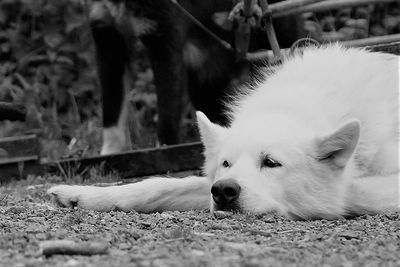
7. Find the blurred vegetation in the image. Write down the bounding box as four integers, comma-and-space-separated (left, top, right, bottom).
0, 0, 162, 159
0, 0, 399, 160
0, 0, 100, 159
306, 2, 400, 41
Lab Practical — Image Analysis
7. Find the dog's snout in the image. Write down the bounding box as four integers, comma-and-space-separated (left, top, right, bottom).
211, 179, 241, 206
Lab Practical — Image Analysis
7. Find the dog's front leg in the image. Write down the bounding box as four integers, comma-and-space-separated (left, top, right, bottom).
48, 176, 211, 212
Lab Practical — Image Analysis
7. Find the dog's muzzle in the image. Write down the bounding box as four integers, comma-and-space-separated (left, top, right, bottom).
211, 179, 241, 212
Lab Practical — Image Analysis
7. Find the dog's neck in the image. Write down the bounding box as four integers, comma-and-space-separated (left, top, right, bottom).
345, 174, 399, 216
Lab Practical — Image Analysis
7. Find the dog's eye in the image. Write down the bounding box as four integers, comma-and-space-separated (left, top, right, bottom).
262, 157, 281, 168
222, 160, 230, 168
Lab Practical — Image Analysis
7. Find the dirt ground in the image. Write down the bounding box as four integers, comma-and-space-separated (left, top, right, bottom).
0, 177, 399, 267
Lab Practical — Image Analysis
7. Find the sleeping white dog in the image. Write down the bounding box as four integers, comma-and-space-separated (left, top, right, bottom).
48, 44, 399, 220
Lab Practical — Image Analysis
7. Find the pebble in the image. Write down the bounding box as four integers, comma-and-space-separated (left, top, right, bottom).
213, 211, 231, 219
338, 230, 360, 240
118, 243, 131, 250
25, 225, 45, 233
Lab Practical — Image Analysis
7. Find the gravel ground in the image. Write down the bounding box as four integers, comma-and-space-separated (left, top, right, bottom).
0, 179, 400, 267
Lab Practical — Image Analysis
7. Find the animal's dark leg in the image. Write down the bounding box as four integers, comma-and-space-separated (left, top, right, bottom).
89, 2, 131, 154
185, 40, 251, 126
143, 35, 185, 145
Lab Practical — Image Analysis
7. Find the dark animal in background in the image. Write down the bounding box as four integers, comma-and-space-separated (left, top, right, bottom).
89, 0, 304, 155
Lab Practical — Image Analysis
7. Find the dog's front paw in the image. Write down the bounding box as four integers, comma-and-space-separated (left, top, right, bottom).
47, 185, 117, 211
47, 185, 82, 208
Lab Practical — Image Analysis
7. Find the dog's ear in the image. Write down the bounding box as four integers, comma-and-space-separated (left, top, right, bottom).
196, 111, 226, 151
315, 119, 360, 169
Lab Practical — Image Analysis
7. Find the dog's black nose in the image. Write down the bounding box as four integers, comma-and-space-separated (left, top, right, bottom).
211, 179, 241, 206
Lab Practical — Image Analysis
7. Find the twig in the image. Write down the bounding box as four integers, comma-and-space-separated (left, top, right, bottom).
271, 0, 398, 18
268, 0, 324, 14
56, 161, 69, 181
169, 0, 233, 51
40, 240, 109, 256
260, 0, 282, 59
248, 229, 275, 237
93, 181, 124, 187
193, 231, 216, 237
341, 34, 400, 47
163, 237, 193, 243
68, 90, 81, 124
0, 194, 9, 205
278, 228, 311, 234
16, 46, 46, 72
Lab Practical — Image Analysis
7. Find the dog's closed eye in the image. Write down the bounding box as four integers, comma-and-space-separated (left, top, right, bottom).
261, 156, 281, 168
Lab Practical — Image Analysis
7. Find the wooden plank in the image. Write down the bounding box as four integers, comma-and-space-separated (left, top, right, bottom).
0, 142, 204, 182
0, 156, 43, 183
0, 102, 26, 121
45, 142, 204, 179
343, 35, 400, 48
0, 135, 39, 159
366, 42, 400, 55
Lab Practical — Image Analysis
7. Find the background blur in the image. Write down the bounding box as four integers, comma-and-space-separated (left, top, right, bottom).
0, 0, 399, 160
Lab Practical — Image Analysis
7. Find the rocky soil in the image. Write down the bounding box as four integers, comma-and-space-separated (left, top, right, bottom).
1, 178, 399, 267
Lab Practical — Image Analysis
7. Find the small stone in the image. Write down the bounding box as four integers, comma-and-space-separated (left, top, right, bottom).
65, 259, 80, 267
54, 229, 68, 239
35, 233, 47, 240
118, 243, 131, 250
26, 224, 45, 233
211, 223, 231, 230
338, 230, 360, 240
191, 249, 205, 256
213, 211, 231, 219
248, 229, 273, 237
140, 221, 151, 228
5, 206, 26, 214
160, 213, 175, 220
225, 242, 246, 250
26, 217, 45, 223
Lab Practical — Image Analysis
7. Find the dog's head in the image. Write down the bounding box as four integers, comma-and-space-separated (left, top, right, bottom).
197, 111, 360, 220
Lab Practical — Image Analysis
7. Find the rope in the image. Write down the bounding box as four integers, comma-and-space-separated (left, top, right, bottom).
169, 0, 235, 52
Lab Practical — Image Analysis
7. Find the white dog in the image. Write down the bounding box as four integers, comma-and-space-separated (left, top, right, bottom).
48, 44, 399, 220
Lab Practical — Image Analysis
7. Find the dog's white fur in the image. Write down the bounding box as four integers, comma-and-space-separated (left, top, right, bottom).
48, 45, 399, 220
